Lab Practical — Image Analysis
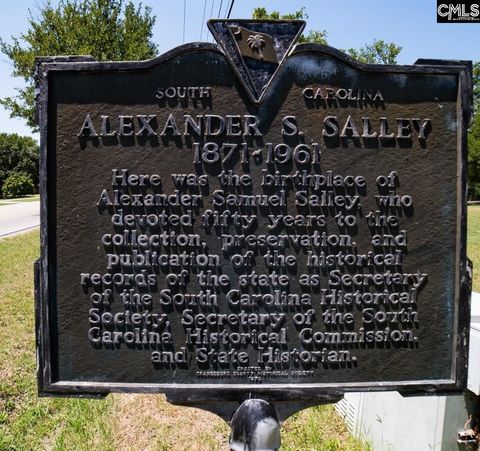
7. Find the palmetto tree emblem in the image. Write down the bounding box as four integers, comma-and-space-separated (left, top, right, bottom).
246, 34, 266, 60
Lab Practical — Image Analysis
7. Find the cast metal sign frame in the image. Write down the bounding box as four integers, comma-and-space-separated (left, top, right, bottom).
35, 22, 472, 410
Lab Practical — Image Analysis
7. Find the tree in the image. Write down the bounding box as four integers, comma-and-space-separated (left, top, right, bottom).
251, 8, 400, 63
252, 8, 327, 45
468, 113, 480, 199
346, 40, 402, 65
473, 62, 480, 115
2, 172, 35, 198
0, 0, 157, 130
468, 63, 480, 199
0, 133, 39, 196
252, 8, 480, 197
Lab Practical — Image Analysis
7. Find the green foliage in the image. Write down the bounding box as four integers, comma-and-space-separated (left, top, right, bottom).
473, 62, 480, 114
252, 7, 328, 45
469, 63, 480, 198
469, 113, 480, 199
0, 0, 157, 130
467, 63, 480, 199
300, 30, 328, 45
346, 39, 402, 65
0, 133, 39, 196
252, 7, 307, 20
2, 172, 34, 198
251, 8, 399, 62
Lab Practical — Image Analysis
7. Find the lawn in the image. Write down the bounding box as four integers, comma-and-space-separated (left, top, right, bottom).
0, 231, 113, 450
468, 205, 480, 292
0, 230, 367, 450
1, 206, 478, 450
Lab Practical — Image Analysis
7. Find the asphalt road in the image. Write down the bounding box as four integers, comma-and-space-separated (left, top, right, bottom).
0, 200, 40, 238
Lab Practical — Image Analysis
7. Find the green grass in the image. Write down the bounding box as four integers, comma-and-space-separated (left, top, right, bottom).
0, 229, 369, 450
282, 405, 370, 450
1, 205, 479, 450
468, 205, 480, 292
0, 195, 39, 206
0, 230, 114, 450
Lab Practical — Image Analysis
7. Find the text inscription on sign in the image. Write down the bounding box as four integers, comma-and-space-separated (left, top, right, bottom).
36, 21, 471, 397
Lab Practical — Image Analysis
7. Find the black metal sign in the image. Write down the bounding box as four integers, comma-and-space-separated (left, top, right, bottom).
35, 20, 472, 409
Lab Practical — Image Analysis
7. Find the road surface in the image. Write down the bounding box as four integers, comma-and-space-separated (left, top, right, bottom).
0, 200, 40, 238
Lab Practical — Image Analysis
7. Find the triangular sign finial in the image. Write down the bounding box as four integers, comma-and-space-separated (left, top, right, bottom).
208, 20, 305, 103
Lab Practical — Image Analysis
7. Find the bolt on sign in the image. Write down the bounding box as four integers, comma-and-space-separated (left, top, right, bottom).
36, 20, 472, 416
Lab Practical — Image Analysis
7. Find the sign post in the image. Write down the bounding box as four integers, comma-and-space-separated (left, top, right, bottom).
35, 20, 472, 449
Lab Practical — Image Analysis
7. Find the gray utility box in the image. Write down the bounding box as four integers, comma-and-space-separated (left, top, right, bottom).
337, 292, 480, 451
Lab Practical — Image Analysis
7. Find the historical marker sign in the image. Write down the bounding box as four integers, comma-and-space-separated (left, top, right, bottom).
36, 20, 472, 401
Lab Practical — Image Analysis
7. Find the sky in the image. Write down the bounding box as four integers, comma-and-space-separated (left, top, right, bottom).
0, 0, 479, 140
